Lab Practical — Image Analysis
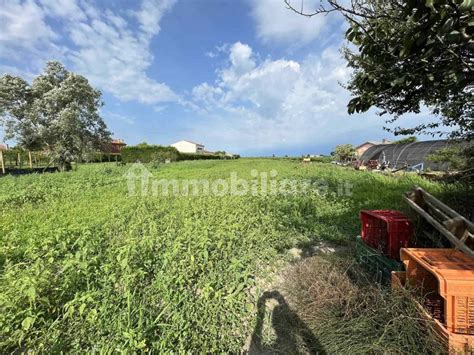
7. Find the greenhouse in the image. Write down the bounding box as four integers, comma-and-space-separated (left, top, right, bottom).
359, 140, 455, 171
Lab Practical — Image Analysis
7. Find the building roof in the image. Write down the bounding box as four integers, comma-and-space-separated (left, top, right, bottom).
356, 140, 390, 149
111, 139, 126, 145
172, 140, 204, 146
359, 139, 458, 170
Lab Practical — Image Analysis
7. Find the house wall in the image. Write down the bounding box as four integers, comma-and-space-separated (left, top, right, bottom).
171, 141, 204, 153
356, 143, 373, 157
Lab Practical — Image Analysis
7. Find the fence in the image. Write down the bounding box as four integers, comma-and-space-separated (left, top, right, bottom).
0, 150, 54, 174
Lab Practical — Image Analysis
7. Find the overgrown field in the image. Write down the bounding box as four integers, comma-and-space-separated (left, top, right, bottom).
0, 159, 466, 352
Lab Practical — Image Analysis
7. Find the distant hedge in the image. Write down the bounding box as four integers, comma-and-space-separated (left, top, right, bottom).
121, 145, 240, 163
178, 153, 239, 161
121, 145, 180, 163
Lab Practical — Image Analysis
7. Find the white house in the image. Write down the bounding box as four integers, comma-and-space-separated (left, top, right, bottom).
170, 140, 205, 154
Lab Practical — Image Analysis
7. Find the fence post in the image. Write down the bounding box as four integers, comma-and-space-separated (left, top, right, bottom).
0, 150, 4, 174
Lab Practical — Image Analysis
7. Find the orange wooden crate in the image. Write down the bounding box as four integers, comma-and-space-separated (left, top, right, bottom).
400, 248, 474, 335
392, 271, 474, 354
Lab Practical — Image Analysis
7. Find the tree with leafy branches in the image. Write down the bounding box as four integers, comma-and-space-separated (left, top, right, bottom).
0, 61, 111, 171
285, 0, 473, 139
332, 144, 356, 162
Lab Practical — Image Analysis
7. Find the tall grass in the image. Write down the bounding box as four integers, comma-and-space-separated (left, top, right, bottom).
0, 159, 464, 352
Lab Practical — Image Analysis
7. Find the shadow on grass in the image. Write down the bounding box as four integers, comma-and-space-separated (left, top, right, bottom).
248, 291, 325, 355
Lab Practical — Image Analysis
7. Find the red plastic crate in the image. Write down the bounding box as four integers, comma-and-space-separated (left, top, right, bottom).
359, 210, 413, 260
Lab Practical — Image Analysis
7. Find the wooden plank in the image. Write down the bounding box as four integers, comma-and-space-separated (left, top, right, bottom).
404, 196, 474, 258
0, 150, 4, 174
423, 199, 450, 222
419, 187, 474, 232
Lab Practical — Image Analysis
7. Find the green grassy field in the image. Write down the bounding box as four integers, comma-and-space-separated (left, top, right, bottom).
0, 159, 463, 352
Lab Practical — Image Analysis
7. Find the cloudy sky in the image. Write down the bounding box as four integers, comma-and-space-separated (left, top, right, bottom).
0, 0, 433, 155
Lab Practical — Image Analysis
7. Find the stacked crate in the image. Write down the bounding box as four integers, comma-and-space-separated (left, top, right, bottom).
360, 210, 413, 259
392, 248, 474, 353
356, 210, 413, 283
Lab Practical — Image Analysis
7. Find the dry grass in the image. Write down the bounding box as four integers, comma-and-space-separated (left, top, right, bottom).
281, 254, 445, 354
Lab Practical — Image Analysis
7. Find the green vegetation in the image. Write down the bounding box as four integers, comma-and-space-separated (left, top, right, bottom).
0, 62, 110, 171
121, 144, 181, 163
310, 155, 332, 163
428, 143, 474, 172
121, 144, 239, 163
0, 159, 462, 352
332, 144, 355, 162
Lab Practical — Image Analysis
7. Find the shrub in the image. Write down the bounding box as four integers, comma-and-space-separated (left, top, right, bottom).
121, 145, 180, 163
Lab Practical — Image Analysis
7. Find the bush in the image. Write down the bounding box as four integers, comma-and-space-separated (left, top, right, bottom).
80, 152, 122, 163
121, 145, 180, 163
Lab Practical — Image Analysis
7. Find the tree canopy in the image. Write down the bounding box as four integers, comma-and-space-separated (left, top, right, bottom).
332, 144, 356, 162
0, 61, 111, 170
285, 0, 473, 139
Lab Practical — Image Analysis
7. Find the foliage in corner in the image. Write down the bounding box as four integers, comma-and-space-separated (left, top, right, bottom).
285, 0, 473, 139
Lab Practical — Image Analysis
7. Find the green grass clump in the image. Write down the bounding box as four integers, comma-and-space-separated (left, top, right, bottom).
0, 159, 462, 352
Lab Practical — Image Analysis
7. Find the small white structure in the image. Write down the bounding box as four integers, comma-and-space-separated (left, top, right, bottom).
171, 140, 205, 154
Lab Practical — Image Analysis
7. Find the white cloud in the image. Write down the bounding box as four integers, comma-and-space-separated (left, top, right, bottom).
39, 0, 86, 21
135, 0, 177, 38
0, 0, 58, 61
190, 42, 440, 154
250, 0, 329, 45
189, 42, 396, 153
0, 0, 178, 105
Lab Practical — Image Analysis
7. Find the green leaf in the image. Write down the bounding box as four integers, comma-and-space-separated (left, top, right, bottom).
21, 317, 34, 331
25, 286, 36, 301
79, 303, 86, 316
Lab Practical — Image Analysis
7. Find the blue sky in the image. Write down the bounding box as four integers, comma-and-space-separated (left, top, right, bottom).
0, 0, 435, 156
